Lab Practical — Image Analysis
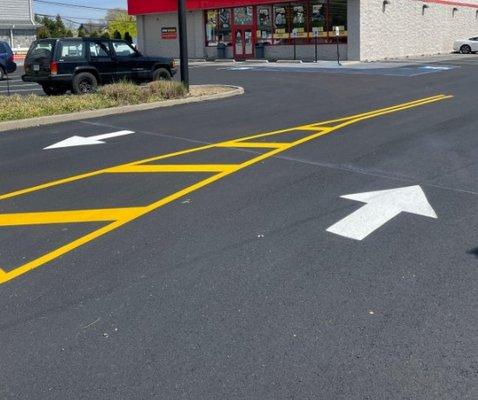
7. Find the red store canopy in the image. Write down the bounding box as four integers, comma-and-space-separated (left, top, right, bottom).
128, 0, 290, 15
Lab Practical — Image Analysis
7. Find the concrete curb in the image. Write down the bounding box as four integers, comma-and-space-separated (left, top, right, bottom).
245, 59, 269, 64
276, 60, 303, 64
0, 85, 244, 133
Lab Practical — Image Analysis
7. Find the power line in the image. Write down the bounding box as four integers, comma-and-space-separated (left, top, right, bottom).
36, 13, 107, 22
33, 0, 114, 11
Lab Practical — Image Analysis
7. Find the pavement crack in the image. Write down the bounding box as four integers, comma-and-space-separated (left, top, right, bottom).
273, 154, 478, 196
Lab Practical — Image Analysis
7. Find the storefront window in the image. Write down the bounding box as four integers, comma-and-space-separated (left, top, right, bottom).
273, 4, 289, 43
205, 10, 218, 46
204, 1, 347, 49
233, 6, 253, 25
218, 8, 232, 44
310, 0, 327, 41
257, 6, 272, 44
329, 0, 347, 42
291, 3, 307, 39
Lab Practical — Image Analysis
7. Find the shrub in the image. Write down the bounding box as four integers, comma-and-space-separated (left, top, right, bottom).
0, 81, 188, 122
98, 81, 146, 104
147, 80, 187, 99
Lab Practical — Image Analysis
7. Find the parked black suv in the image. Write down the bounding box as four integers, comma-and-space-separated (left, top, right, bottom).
22, 38, 176, 95
0, 41, 17, 80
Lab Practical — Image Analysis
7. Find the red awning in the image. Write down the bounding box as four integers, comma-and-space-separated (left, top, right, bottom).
128, 0, 290, 15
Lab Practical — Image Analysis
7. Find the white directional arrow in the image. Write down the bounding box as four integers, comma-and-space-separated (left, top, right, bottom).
44, 130, 135, 149
326, 185, 437, 241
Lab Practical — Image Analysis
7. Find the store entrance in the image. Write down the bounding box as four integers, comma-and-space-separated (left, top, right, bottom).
233, 26, 254, 60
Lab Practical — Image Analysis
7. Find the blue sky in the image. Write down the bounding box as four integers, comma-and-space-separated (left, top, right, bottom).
34, 0, 128, 27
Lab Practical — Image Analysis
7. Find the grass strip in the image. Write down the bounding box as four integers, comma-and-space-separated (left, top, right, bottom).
0, 81, 187, 122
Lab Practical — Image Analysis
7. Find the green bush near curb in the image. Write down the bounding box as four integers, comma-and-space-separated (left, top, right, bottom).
0, 81, 187, 122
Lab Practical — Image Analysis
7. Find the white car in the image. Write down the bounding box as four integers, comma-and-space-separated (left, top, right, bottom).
453, 37, 478, 54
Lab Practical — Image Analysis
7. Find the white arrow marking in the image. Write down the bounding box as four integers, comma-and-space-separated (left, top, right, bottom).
327, 185, 437, 241
44, 130, 135, 149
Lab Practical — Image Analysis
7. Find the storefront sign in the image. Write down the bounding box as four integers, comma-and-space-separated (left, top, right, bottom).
161, 27, 177, 39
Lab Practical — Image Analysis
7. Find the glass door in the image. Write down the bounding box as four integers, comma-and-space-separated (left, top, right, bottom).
233, 27, 254, 60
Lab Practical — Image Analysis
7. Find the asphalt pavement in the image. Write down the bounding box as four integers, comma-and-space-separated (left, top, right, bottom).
0, 66, 43, 95
0, 57, 477, 399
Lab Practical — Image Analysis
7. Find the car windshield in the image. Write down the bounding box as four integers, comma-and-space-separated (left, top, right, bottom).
27, 40, 56, 60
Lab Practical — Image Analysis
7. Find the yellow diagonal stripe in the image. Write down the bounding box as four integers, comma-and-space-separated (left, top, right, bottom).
0, 94, 453, 284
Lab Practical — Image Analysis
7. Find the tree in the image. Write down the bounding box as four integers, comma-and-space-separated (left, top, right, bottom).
41, 16, 56, 34
90, 31, 99, 38
113, 30, 122, 40
53, 15, 67, 37
106, 9, 136, 39
124, 32, 133, 44
101, 32, 111, 39
77, 24, 87, 38
37, 25, 51, 39
65, 29, 73, 37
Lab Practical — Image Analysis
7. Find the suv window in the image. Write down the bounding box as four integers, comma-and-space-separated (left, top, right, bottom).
89, 41, 111, 58
59, 41, 85, 59
28, 40, 55, 59
112, 41, 137, 58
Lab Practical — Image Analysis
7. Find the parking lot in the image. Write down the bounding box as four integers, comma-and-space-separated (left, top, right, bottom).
1, 54, 478, 399
1, 53, 477, 96
0, 66, 44, 96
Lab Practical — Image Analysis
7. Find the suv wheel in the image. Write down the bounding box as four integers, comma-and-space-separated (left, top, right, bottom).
72, 72, 98, 94
152, 68, 171, 81
42, 84, 68, 96
460, 44, 472, 54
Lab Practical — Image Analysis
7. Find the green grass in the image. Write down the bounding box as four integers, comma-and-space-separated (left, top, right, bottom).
0, 81, 188, 122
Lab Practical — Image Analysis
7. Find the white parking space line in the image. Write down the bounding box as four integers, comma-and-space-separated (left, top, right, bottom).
0, 87, 43, 93
0, 83, 39, 88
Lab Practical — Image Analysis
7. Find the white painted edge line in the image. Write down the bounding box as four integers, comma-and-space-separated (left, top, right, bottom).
0, 85, 245, 133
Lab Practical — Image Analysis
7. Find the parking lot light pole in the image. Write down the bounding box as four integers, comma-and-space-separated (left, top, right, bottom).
178, 0, 189, 90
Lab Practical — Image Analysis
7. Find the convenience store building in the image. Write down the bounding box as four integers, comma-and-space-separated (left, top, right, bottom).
127, 0, 478, 61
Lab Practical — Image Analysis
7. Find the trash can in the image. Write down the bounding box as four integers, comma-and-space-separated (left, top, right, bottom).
255, 43, 265, 59
217, 43, 226, 59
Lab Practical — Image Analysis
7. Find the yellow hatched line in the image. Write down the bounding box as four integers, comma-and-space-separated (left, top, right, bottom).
0, 94, 453, 284
107, 164, 239, 173
216, 141, 288, 149
0, 207, 145, 227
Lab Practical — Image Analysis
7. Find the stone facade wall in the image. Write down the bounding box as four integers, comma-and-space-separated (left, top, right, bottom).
0, 29, 36, 50
359, 0, 478, 60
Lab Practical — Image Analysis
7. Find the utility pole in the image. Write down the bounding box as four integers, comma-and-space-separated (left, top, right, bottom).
177, 0, 189, 90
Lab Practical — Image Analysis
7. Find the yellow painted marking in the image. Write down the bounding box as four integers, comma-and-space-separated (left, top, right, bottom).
216, 141, 288, 149
308, 94, 449, 127
0, 95, 453, 284
107, 164, 239, 173
0, 207, 144, 227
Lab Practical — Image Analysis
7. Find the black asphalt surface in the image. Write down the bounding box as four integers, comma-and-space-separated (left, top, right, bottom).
1, 59, 477, 399
0, 67, 43, 95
